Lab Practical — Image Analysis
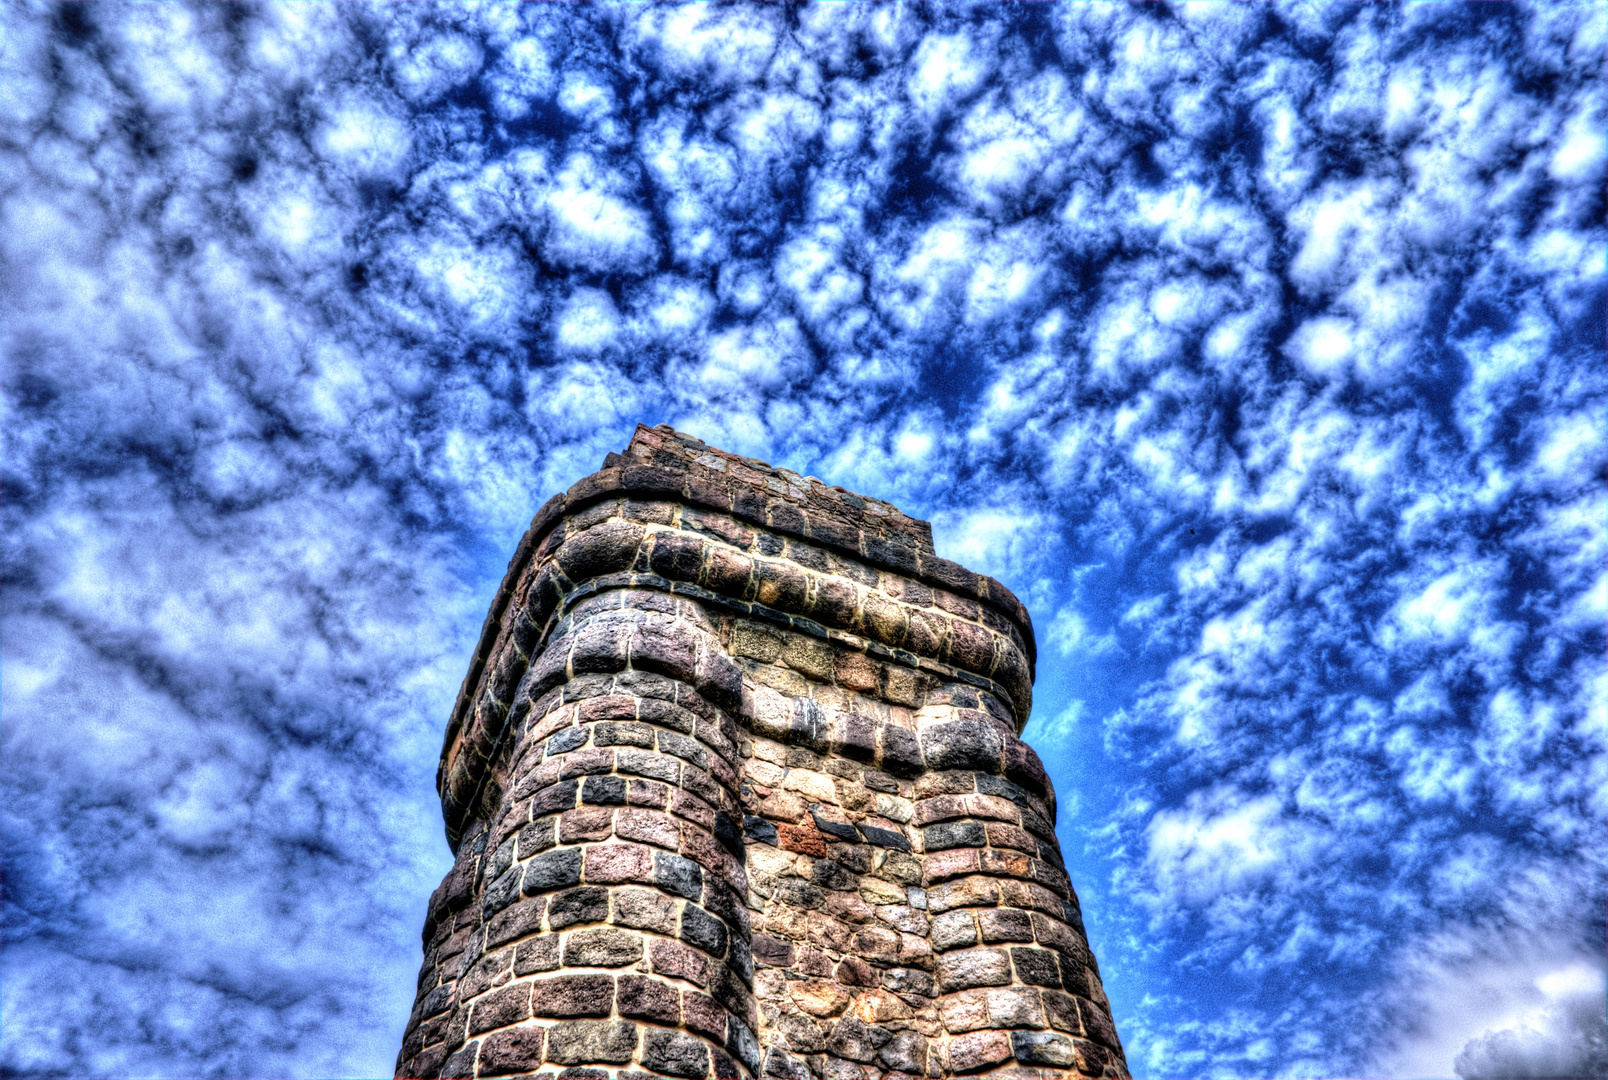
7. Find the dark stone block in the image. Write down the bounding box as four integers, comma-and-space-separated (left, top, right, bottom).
440, 1042, 479, 1079
1079, 998, 1123, 1052
548, 726, 590, 756
880, 726, 923, 778
920, 720, 1002, 773
681, 903, 729, 957
835, 712, 877, 762
659, 730, 709, 769
548, 886, 610, 929
727, 1018, 762, 1074
655, 851, 704, 900
483, 865, 524, 918
810, 812, 860, 843
863, 533, 918, 574
530, 780, 579, 816
522, 847, 583, 893
642, 1028, 712, 1079
571, 618, 631, 677
1011, 947, 1062, 988
751, 933, 795, 967
714, 810, 745, 858
764, 1048, 809, 1080
811, 859, 857, 891
475, 1022, 546, 1073
923, 820, 986, 851
581, 775, 626, 805
487, 895, 546, 946
631, 622, 699, 683
649, 531, 706, 583
696, 649, 744, 713
857, 823, 911, 851
1004, 739, 1051, 797
621, 464, 686, 496
469, 982, 531, 1034
743, 815, 778, 846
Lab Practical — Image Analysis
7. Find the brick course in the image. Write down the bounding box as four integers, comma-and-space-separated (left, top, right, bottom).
398, 426, 1127, 1080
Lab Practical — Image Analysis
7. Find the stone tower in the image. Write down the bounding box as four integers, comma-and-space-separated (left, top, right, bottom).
397, 425, 1128, 1080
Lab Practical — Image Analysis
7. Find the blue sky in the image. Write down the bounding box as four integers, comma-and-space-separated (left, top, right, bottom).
1, 4, 1603, 1078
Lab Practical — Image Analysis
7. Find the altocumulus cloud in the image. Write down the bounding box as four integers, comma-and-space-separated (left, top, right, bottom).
1, 4, 1603, 1077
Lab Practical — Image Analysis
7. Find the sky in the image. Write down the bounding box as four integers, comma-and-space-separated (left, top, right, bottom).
1, 3, 1603, 1078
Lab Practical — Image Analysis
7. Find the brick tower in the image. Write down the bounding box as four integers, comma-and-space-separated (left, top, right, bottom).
397, 425, 1128, 1080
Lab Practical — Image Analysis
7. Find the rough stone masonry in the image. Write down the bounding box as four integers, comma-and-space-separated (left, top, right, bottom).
397, 425, 1128, 1080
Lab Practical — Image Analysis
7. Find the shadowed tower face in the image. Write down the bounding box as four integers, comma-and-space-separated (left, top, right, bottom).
398, 425, 1128, 1080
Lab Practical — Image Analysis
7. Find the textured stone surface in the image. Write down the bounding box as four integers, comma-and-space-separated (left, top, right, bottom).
397, 426, 1127, 1080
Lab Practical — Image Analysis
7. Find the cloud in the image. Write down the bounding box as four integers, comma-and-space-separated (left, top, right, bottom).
2, 3, 1602, 1077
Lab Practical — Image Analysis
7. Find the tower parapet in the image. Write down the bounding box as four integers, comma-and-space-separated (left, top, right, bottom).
398, 424, 1128, 1080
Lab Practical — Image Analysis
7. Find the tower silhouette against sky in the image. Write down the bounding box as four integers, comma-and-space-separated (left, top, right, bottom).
398, 424, 1128, 1080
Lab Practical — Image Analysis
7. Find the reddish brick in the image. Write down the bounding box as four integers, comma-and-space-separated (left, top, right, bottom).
777, 823, 828, 858
922, 848, 981, 886
948, 1030, 1014, 1073
616, 806, 680, 849
683, 990, 728, 1042
560, 806, 616, 843
651, 938, 710, 988
584, 842, 654, 884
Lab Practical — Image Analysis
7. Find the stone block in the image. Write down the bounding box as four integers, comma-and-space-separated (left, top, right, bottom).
919, 721, 1002, 773
681, 904, 730, 957
584, 842, 654, 884
544, 1020, 639, 1065
522, 847, 584, 893
594, 720, 655, 748
514, 934, 560, 976
1078, 998, 1122, 1051
560, 806, 615, 844
564, 927, 644, 967
580, 775, 627, 806
530, 973, 615, 1018
617, 974, 681, 1024
985, 986, 1045, 1029
1010, 947, 1061, 989
977, 908, 1032, 944
643, 1028, 714, 1079
547, 886, 610, 930
937, 949, 1012, 992
468, 982, 530, 1034
616, 806, 681, 850
477, 1026, 544, 1075
930, 910, 978, 952
683, 990, 728, 1042
826, 1016, 886, 1063
487, 895, 547, 947
879, 1030, 929, 1073
1010, 1030, 1076, 1067
925, 877, 999, 913
651, 938, 710, 988
948, 1030, 1013, 1073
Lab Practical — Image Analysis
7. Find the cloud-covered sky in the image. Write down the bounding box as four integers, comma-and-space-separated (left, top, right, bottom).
2, 3, 1603, 1077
